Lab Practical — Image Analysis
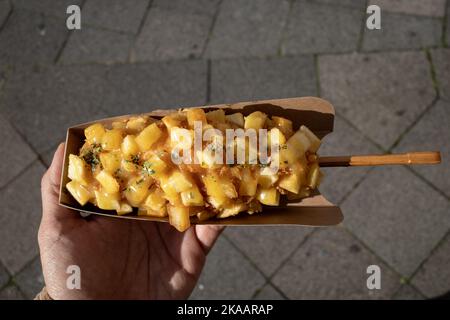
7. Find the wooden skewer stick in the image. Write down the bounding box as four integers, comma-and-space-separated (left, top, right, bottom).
318, 151, 441, 167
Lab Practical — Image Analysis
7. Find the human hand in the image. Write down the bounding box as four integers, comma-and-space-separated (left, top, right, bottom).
38, 143, 224, 299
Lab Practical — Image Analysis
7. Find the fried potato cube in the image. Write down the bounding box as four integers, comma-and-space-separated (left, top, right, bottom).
217, 201, 247, 218
85, 123, 106, 144
245, 111, 267, 130
186, 108, 207, 128
239, 168, 257, 196
144, 186, 167, 214
117, 202, 133, 215
206, 109, 226, 124
170, 127, 193, 150
268, 128, 287, 147
300, 125, 321, 152
162, 112, 185, 130
68, 154, 90, 185
222, 176, 238, 199
124, 177, 152, 207
95, 170, 120, 194
168, 170, 193, 193
121, 135, 140, 157
135, 123, 163, 152
225, 113, 244, 127
112, 120, 126, 130
202, 173, 228, 208
126, 116, 148, 133
168, 205, 191, 232
256, 187, 280, 206
121, 158, 139, 173
278, 162, 306, 194
159, 175, 182, 206
286, 187, 311, 200
101, 129, 123, 151
94, 190, 120, 210
271, 116, 293, 138
279, 144, 298, 168
306, 162, 321, 189
99, 151, 121, 173
181, 185, 204, 206
66, 180, 91, 205
287, 130, 311, 156
142, 154, 167, 177
258, 167, 279, 188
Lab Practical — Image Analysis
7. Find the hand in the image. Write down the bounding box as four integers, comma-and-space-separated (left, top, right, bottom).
38, 143, 224, 299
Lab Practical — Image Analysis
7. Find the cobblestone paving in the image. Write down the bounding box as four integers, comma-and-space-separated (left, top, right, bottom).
0, 0, 449, 300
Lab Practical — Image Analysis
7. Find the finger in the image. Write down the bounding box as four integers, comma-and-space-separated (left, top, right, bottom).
41, 143, 77, 222
195, 225, 225, 255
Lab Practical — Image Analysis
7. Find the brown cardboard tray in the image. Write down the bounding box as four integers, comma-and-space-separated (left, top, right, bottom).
59, 97, 343, 227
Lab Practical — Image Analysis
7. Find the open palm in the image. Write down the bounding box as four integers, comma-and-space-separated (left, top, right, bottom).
38, 144, 223, 299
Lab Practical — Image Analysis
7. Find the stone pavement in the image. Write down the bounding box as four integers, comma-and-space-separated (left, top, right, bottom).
0, 0, 449, 300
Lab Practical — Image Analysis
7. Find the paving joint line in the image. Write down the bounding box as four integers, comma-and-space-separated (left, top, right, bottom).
221, 234, 289, 300
276, 0, 295, 57
443, 0, 449, 47
388, 96, 440, 152
402, 228, 450, 298
425, 49, 441, 97
199, 0, 223, 59
336, 166, 376, 206
0, 0, 13, 32
334, 113, 387, 153
356, 0, 369, 51
405, 166, 450, 202
340, 227, 413, 294
127, 0, 154, 63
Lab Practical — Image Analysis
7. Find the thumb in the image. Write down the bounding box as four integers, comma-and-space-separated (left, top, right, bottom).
195, 225, 225, 255
41, 143, 78, 223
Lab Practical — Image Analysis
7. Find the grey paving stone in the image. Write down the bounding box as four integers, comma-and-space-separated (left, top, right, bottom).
362, 12, 441, 52
103, 60, 207, 115
225, 226, 313, 276
0, 115, 37, 189
60, 27, 134, 64
205, 0, 290, 59
431, 49, 450, 101
392, 285, 425, 300
15, 257, 44, 299
0, 262, 9, 288
341, 166, 450, 276
308, 0, 367, 9
0, 0, 11, 26
152, 0, 220, 16
12, 0, 83, 19
272, 227, 401, 299
0, 284, 25, 300
283, 1, 363, 55
0, 64, 109, 153
394, 100, 450, 198
133, 7, 213, 61
253, 283, 285, 300
412, 233, 450, 298
319, 116, 380, 205
368, 0, 447, 17
0, 161, 45, 274
319, 51, 435, 149
447, 2, 450, 46
82, 0, 149, 34
190, 237, 265, 299
211, 56, 316, 104
0, 10, 67, 64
